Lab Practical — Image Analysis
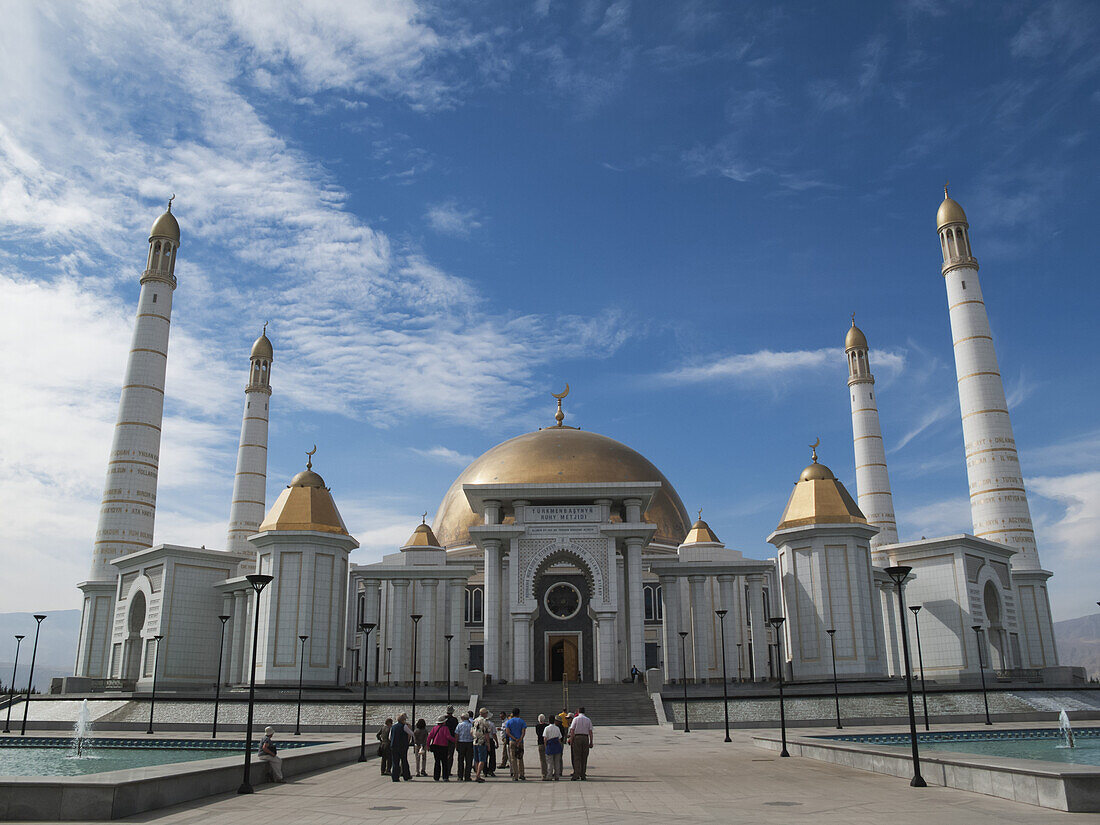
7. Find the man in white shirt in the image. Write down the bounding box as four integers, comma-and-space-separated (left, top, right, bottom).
567, 707, 594, 780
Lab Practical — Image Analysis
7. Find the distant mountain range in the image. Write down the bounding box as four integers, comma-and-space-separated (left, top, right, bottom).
0, 608, 1097, 691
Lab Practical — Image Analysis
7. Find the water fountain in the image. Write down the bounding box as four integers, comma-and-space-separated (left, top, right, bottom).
1059, 709, 1075, 749
71, 699, 93, 758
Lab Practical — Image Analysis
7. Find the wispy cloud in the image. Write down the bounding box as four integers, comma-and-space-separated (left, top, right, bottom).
1010, 0, 1095, 59
425, 200, 483, 237
411, 446, 476, 466
660, 347, 905, 386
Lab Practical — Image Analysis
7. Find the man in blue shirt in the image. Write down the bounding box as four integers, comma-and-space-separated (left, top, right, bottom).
454, 712, 475, 781
503, 707, 527, 781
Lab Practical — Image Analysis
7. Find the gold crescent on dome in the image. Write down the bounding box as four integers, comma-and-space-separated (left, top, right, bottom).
552, 384, 570, 400
809, 437, 820, 463
306, 444, 317, 469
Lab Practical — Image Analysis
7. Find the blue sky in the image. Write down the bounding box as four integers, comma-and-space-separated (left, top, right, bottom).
1, 0, 1097, 622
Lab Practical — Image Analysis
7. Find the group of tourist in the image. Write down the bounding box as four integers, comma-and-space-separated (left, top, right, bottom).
375, 705, 595, 783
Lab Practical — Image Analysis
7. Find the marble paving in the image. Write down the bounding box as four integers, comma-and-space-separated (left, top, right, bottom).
71, 725, 1098, 825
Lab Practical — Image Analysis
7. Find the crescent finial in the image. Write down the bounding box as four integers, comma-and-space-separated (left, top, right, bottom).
551, 384, 570, 400
306, 444, 317, 469
551, 383, 569, 427
167, 194, 175, 211
810, 438, 820, 463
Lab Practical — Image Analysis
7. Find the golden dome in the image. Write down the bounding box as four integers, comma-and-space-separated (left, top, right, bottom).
404, 521, 441, 548
251, 333, 273, 360
149, 208, 180, 244
259, 464, 349, 535
845, 319, 867, 351
683, 518, 721, 545
778, 459, 866, 530
433, 427, 691, 548
937, 196, 967, 229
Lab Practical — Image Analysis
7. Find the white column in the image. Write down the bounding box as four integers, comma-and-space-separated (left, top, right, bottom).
879, 582, 902, 677
688, 575, 709, 680
595, 612, 618, 684
659, 575, 681, 680
421, 579, 438, 683
364, 579, 381, 683
747, 575, 768, 682
448, 579, 464, 685
512, 614, 532, 683
232, 590, 249, 683
625, 539, 645, 674
717, 575, 737, 682
390, 579, 410, 684
483, 540, 501, 680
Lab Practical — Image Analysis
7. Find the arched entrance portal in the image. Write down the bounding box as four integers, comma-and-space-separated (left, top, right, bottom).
533, 559, 595, 682
123, 591, 147, 682
548, 636, 580, 681
982, 580, 1007, 669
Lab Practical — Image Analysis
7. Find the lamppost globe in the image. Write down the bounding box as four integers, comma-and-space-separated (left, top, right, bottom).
884, 566, 927, 787
767, 617, 789, 758
238, 573, 274, 794
358, 622, 376, 763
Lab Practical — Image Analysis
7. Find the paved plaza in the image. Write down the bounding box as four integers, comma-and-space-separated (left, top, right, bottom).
93, 725, 1095, 825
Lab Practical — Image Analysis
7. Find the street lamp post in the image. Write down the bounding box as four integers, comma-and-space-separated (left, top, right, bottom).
768, 617, 789, 757
358, 622, 376, 762
715, 610, 731, 742
736, 642, 743, 683
826, 629, 842, 729
295, 635, 309, 735
444, 634, 454, 705
212, 615, 230, 738
3, 635, 24, 733
909, 606, 930, 731
146, 635, 164, 734
884, 566, 926, 787
971, 625, 992, 726
678, 631, 690, 733
410, 614, 422, 724
238, 573, 274, 795
19, 615, 46, 736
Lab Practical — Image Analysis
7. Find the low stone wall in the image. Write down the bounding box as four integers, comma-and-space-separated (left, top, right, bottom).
0, 738, 362, 821
752, 729, 1100, 813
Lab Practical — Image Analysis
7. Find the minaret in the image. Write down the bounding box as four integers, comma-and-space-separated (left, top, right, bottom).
75, 200, 180, 678
846, 317, 899, 553
938, 187, 1057, 666
225, 326, 273, 553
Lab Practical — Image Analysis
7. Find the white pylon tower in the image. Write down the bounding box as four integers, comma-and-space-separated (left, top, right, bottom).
75, 199, 180, 678
845, 316, 899, 555
938, 186, 1057, 665
225, 326, 273, 553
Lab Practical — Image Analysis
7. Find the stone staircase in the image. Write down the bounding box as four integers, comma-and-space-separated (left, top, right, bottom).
480, 681, 658, 726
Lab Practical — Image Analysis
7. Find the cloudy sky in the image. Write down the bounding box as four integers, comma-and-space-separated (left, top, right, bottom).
1, 1, 1097, 622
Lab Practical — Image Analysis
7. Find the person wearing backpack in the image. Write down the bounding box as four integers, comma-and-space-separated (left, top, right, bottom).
428, 715, 457, 781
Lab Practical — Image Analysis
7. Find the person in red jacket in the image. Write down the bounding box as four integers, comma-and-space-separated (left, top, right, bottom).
428, 715, 457, 781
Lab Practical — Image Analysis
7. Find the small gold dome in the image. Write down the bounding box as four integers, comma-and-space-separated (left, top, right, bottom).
778, 458, 866, 530
259, 463, 349, 534
150, 208, 180, 243
937, 196, 968, 229
683, 518, 721, 545
403, 521, 441, 549
434, 427, 690, 548
845, 320, 868, 351
251, 333, 273, 360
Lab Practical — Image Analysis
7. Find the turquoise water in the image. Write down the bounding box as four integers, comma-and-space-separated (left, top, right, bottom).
825, 728, 1100, 767
0, 737, 326, 776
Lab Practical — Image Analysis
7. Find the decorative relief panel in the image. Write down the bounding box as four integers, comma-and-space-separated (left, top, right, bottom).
518, 534, 609, 603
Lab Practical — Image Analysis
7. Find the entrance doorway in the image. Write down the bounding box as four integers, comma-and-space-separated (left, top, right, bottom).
548, 634, 580, 681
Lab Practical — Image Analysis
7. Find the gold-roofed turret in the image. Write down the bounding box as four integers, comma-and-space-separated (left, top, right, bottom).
251, 321, 273, 360
937, 182, 968, 229
777, 441, 867, 530
258, 447, 349, 535
845, 313, 868, 351
149, 195, 181, 243
683, 508, 721, 544
403, 514, 442, 549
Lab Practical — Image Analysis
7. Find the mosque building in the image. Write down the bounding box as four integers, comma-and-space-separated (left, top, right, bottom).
69, 190, 1064, 694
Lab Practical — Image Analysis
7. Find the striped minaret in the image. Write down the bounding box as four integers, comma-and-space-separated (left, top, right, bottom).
845, 317, 899, 554
938, 188, 1041, 569
938, 186, 1057, 667
225, 327, 273, 553
75, 200, 180, 678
